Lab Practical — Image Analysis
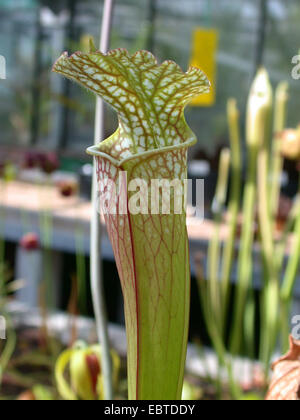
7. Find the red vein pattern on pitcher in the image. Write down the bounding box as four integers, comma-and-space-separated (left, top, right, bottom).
53, 49, 210, 399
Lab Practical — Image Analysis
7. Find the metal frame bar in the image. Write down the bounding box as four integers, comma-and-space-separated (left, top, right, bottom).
255, 0, 268, 71
59, 0, 77, 149
147, 0, 157, 53
30, 5, 43, 145
90, 0, 115, 401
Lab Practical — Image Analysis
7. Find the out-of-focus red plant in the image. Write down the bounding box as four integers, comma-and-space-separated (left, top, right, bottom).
55, 343, 120, 401
23, 152, 40, 169
20, 233, 40, 251
57, 180, 78, 198
85, 353, 101, 396
23, 151, 60, 174
266, 335, 300, 401
38, 152, 59, 175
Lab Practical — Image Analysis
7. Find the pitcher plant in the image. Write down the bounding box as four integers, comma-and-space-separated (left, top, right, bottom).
53, 48, 209, 400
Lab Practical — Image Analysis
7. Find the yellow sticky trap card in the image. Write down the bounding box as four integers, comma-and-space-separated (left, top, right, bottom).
189, 28, 218, 107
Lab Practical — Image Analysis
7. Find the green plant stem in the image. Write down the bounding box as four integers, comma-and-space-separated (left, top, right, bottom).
0, 183, 16, 385
203, 148, 243, 400
0, 182, 6, 297
230, 145, 258, 356
243, 287, 256, 360
255, 82, 279, 371
257, 146, 279, 356
0, 312, 17, 385
207, 148, 231, 331
75, 226, 87, 314
270, 82, 289, 222
275, 190, 300, 352
221, 99, 242, 330
281, 175, 300, 302
275, 193, 300, 351
229, 70, 273, 357
40, 210, 54, 309
280, 173, 300, 351
196, 256, 241, 400
257, 140, 275, 275
275, 195, 300, 272
38, 177, 54, 310
197, 261, 225, 395
280, 302, 290, 354
259, 280, 279, 371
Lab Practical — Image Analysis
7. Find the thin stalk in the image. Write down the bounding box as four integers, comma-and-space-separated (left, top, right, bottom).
75, 226, 87, 314
38, 178, 54, 309
0, 182, 6, 296
230, 70, 271, 356
280, 303, 290, 354
90, 0, 114, 400
221, 99, 242, 330
280, 173, 300, 350
0, 183, 16, 385
204, 148, 244, 399
275, 190, 300, 352
252, 71, 278, 370
281, 173, 300, 302
229, 145, 258, 356
0, 235, 5, 298
195, 255, 241, 400
0, 313, 16, 385
243, 287, 256, 360
260, 280, 279, 370
207, 148, 231, 331
195, 255, 224, 396
270, 82, 289, 221
275, 195, 300, 272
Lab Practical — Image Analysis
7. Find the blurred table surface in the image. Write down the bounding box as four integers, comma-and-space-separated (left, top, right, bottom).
0, 180, 296, 283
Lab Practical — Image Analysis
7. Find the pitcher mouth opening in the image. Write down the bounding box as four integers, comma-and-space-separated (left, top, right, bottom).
86, 136, 196, 168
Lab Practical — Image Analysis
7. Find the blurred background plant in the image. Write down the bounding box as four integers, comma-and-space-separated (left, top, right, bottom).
195, 68, 300, 400
55, 342, 120, 400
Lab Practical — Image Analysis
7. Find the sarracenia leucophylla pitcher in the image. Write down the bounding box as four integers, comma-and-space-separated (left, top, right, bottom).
53, 48, 210, 400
